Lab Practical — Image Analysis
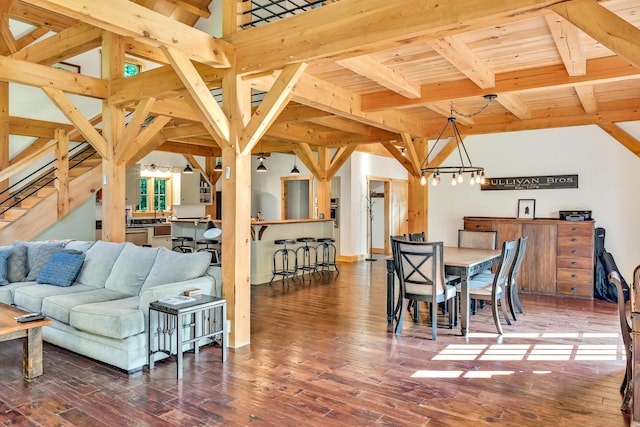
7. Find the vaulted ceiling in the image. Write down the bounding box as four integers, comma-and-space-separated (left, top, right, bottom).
3, 0, 640, 175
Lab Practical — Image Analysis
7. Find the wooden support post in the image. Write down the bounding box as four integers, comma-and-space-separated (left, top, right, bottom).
0, 81, 8, 193
407, 138, 428, 236
54, 129, 69, 218
316, 147, 330, 220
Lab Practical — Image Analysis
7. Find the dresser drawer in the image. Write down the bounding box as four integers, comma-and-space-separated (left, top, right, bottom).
557, 244, 593, 258
557, 223, 593, 239
464, 220, 493, 231
557, 256, 592, 269
557, 233, 592, 248
557, 281, 592, 297
557, 268, 592, 283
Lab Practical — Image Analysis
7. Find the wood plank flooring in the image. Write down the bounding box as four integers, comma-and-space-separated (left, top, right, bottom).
0, 257, 631, 426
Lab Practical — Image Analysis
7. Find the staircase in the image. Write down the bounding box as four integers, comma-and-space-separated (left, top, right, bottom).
0, 144, 102, 244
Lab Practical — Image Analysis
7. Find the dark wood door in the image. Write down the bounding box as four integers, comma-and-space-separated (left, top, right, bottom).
520, 223, 557, 294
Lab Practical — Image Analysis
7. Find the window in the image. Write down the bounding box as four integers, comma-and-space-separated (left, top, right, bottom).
124, 61, 141, 77
137, 176, 171, 213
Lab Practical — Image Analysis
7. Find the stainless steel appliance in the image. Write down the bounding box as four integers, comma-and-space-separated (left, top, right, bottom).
330, 198, 339, 228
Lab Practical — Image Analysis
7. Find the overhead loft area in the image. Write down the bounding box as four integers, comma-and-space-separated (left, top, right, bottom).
239, 0, 327, 28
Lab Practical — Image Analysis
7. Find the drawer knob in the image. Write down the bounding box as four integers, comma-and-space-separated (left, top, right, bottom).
571, 249, 577, 254
571, 274, 577, 278
571, 287, 578, 292
571, 261, 577, 265
571, 238, 577, 242
475, 225, 480, 228
571, 227, 578, 231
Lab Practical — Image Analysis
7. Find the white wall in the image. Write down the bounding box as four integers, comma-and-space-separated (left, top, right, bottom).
36, 197, 96, 242
428, 124, 640, 281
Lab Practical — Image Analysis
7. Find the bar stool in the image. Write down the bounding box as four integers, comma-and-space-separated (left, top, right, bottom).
270, 239, 298, 284
172, 236, 194, 253
316, 237, 339, 274
295, 237, 318, 280
196, 239, 220, 264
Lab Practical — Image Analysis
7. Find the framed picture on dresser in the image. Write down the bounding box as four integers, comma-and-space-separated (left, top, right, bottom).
517, 199, 535, 219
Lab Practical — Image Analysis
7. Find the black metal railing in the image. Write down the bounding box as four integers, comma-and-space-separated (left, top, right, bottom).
0, 143, 98, 217
240, 0, 326, 29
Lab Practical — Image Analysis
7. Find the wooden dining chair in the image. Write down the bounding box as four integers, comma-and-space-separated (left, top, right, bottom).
609, 270, 632, 412
391, 238, 456, 340
409, 232, 426, 242
507, 236, 528, 320
458, 239, 517, 335
458, 229, 498, 250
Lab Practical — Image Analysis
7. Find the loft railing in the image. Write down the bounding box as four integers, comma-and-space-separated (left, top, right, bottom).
240, 0, 326, 29
0, 143, 97, 216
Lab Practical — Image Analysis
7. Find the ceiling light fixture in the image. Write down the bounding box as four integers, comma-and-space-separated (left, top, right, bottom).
256, 153, 267, 172
183, 164, 193, 174
290, 156, 300, 175
420, 94, 496, 187
214, 158, 222, 172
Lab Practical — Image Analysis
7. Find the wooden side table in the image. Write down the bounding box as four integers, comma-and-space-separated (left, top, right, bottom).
148, 295, 227, 379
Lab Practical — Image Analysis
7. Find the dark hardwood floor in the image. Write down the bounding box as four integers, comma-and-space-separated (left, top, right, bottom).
0, 256, 631, 426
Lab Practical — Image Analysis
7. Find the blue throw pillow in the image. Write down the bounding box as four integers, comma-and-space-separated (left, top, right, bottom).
0, 247, 10, 285
37, 250, 85, 287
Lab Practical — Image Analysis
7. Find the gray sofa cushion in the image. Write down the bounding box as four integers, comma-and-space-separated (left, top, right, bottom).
42, 288, 131, 325
70, 297, 145, 340
104, 244, 159, 296
0, 247, 10, 285
26, 244, 65, 281
63, 240, 95, 253
7, 244, 28, 282
14, 240, 64, 276
75, 241, 126, 288
13, 283, 97, 313
142, 247, 211, 289
0, 282, 38, 305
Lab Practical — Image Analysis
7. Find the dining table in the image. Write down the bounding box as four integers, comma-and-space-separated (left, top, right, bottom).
386, 246, 502, 336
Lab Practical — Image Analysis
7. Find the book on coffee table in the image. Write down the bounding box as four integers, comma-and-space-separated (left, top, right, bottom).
158, 295, 196, 305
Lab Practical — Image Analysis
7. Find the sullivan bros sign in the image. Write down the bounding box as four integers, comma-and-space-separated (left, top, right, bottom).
481, 174, 578, 191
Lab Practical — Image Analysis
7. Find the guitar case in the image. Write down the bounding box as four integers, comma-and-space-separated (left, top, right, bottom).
593, 227, 629, 302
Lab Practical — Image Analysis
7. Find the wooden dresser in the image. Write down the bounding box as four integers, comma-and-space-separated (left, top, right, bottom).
463, 216, 595, 299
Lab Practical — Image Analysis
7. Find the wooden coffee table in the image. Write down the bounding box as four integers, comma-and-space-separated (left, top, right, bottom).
0, 302, 52, 379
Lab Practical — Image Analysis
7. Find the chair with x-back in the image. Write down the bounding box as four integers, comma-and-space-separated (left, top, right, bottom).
506, 236, 528, 320
391, 238, 456, 340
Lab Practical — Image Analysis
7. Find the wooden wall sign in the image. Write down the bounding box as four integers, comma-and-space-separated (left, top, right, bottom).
481, 174, 578, 191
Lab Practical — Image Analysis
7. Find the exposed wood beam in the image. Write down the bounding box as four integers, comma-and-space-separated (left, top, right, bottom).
54, 128, 69, 217
119, 97, 157, 158
11, 22, 102, 65
41, 87, 108, 157
14, 26, 49, 51
427, 102, 474, 126
381, 140, 419, 177
239, 63, 307, 155
294, 142, 320, 178
123, 116, 173, 166
361, 56, 640, 112
123, 38, 168, 64
401, 132, 422, 176
598, 122, 640, 157
328, 143, 357, 178
229, 0, 563, 74
20, 0, 233, 68
9, 137, 50, 164
307, 116, 392, 137
423, 137, 464, 174
164, 0, 211, 18
544, 13, 586, 76
0, 55, 108, 98
148, 97, 196, 121
156, 140, 217, 157
337, 55, 421, 99
551, 0, 640, 71
162, 45, 230, 147
0, 140, 56, 182
0, 81, 8, 191
10, 2, 77, 32
496, 93, 532, 120
574, 85, 598, 113
162, 123, 209, 140
0, 7, 18, 55
428, 36, 495, 89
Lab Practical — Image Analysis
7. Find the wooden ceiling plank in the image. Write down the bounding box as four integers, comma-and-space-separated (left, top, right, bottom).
551, 0, 640, 70
161, 44, 230, 146
496, 93, 532, 120
41, 86, 108, 157
0, 55, 108, 98
361, 56, 640, 112
337, 55, 421, 99
10, 2, 77, 32
574, 85, 598, 114
239, 63, 308, 156
428, 35, 495, 89
544, 13, 586, 76
20, 0, 232, 68
229, 0, 563, 74
598, 122, 640, 157
155, 140, 216, 157
11, 22, 102, 65
267, 123, 327, 145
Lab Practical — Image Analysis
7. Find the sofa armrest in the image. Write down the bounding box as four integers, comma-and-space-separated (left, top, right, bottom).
138, 276, 215, 313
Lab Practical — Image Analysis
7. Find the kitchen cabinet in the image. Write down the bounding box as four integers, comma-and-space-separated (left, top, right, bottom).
174, 171, 212, 205
464, 216, 595, 299
125, 164, 141, 206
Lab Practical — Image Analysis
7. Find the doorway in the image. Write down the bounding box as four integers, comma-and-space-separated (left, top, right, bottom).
281, 176, 314, 219
367, 177, 408, 255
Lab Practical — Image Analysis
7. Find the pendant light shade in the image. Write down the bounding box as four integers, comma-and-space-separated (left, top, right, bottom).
256, 153, 267, 172
214, 158, 222, 172
183, 164, 193, 174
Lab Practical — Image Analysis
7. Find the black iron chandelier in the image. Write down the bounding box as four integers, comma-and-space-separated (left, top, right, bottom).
420, 94, 497, 187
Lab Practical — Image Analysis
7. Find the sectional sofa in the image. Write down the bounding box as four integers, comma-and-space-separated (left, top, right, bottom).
0, 240, 220, 372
